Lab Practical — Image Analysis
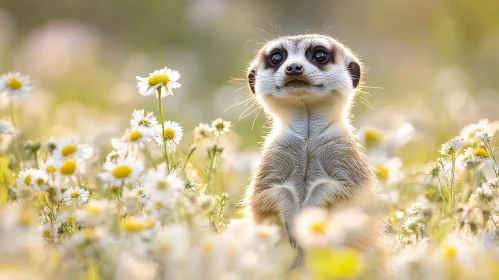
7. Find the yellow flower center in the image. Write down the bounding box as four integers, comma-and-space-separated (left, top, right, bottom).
157, 180, 169, 190
46, 165, 57, 173
129, 130, 142, 141
43, 229, 52, 239
123, 219, 146, 232
375, 164, 389, 182
138, 119, 150, 126
204, 244, 213, 254
424, 189, 435, 199
257, 231, 271, 239
144, 218, 155, 229
70, 191, 81, 199
155, 201, 163, 209
66, 216, 76, 223
8, 77, 22, 90
24, 175, 32, 185
158, 242, 170, 252
18, 212, 32, 226
61, 144, 77, 157
163, 128, 175, 140
474, 147, 489, 158
148, 74, 169, 86
60, 160, 77, 175
214, 122, 225, 131
309, 221, 327, 234
443, 244, 457, 259
331, 249, 363, 278
112, 165, 132, 178
364, 129, 381, 145
81, 228, 94, 238
36, 178, 45, 185
86, 205, 102, 214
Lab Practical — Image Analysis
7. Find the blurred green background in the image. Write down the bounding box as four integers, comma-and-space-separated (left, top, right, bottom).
1, 0, 499, 165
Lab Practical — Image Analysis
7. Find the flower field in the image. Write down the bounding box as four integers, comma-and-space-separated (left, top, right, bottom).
1, 66, 499, 280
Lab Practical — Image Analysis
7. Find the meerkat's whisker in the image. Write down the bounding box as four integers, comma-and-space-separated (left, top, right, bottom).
224, 96, 253, 112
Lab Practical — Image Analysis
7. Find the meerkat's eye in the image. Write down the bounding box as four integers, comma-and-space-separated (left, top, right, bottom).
270, 51, 283, 66
313, 50, 328, 63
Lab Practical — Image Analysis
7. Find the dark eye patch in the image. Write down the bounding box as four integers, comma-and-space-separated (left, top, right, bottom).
264, 49, 287, 70
306, 46, 335, 69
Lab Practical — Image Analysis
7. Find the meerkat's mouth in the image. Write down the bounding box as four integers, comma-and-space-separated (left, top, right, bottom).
281, 79, 323, 89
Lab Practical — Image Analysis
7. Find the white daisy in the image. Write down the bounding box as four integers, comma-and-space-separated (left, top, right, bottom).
131, 184, 147, 205
406, 201, 429, 217
56, 158, 85, 179
99, 157, 144, 186
57, 212, 78, 225
194, 122, 213, 141
475, 131, 490, 142
328, 207, 370, 247
144, 195, 177, 219
460, 119, 499, 141
122, 215, 156, 233
402, 216, 423, 233
75, 200, 112, 227
30, 169, 49, 190
121, 126, 155, 145
63, 186, 89, 204
251, 223, 281, 247
136, 67, 181, 97
0, 72, 33, 98
440, 136, 464, 155
142, 169, 184, 196
294, 207, 331, 248
470, 184, 496, 205
369, 153, 405, 185
211, 118, 231, 136
52, 138, 93, 160
153, 223, 190, 261
105, 149, 127, 164
15, 168, 48, 194
41, 224, 56, 240
16, 168, 38, 188
130, 109, 158, 129
155, 121, 183, 150
0, 120, 15, 151
41, 157, 59, 176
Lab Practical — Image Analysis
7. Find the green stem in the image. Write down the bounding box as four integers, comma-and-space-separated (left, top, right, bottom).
206, 138, 219, 193
485, 141, 499, 177
449, 152, 456, 210
143, 145, 157, 169
34, 152, 39, 168
9, 98, 17, 128
8, 98, 21, 169
156, 88, 170, 171
182, 145, 196, 172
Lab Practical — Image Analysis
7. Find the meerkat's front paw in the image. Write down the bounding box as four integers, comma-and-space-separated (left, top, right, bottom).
303, 178, 349, 208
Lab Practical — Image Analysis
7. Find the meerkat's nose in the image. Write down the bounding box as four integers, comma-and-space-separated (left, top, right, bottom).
285, 63, 304, 75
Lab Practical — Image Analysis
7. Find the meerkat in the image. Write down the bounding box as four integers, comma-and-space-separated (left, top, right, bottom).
243, 34, 377, 267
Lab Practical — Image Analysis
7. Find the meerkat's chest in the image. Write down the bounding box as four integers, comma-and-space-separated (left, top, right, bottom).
260, 131, 359, 198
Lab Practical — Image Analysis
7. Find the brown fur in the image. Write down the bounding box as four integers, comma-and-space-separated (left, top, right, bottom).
242, 34, 378, 271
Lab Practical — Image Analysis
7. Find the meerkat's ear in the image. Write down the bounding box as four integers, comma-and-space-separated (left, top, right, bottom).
347, 61, 361, 88
247, 69, 256, 94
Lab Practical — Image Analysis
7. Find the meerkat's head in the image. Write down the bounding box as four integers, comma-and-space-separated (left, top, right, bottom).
247, 34, 362, 121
